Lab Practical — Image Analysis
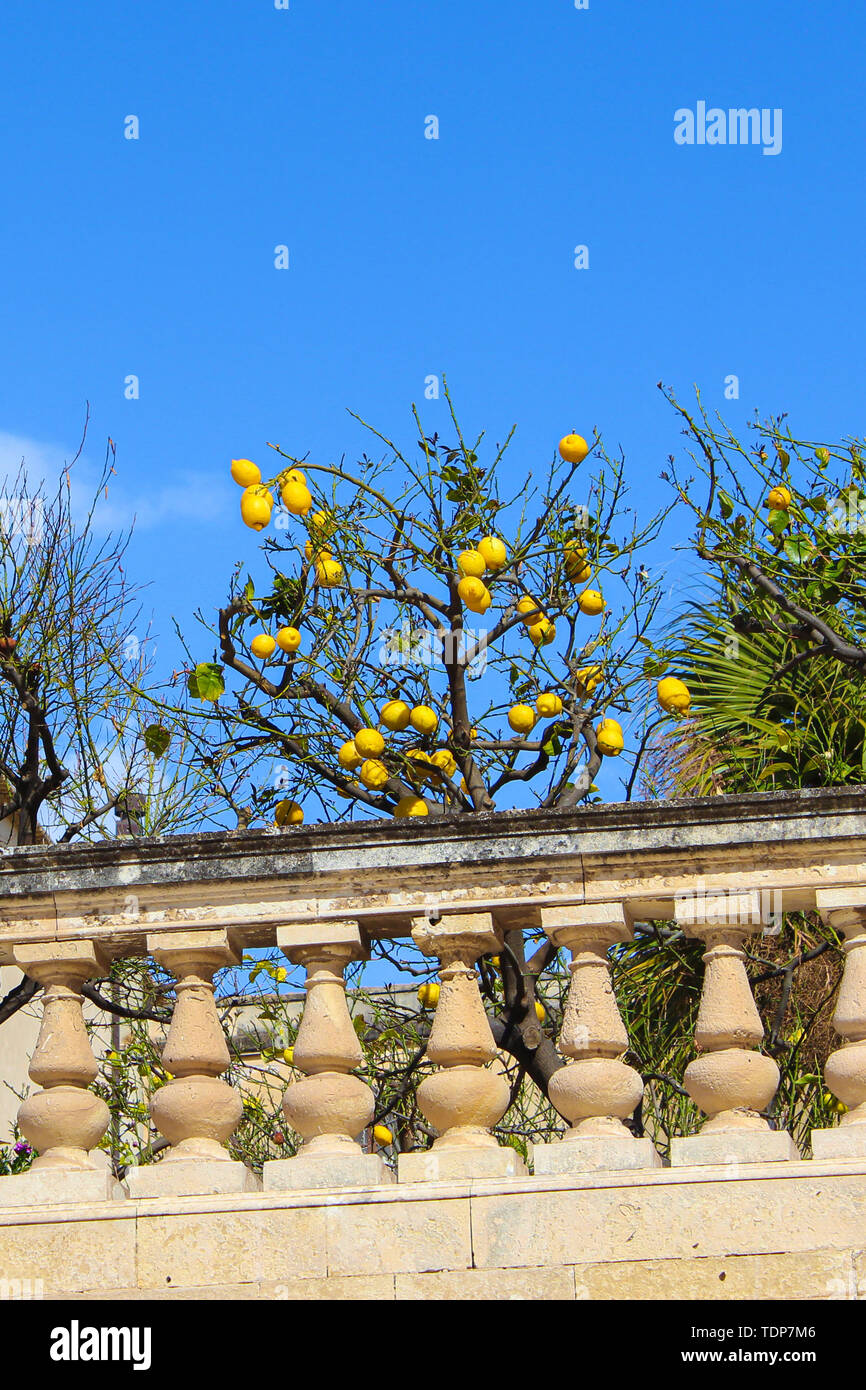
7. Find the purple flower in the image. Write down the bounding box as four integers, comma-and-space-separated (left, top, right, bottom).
13, 1141, 32, 1155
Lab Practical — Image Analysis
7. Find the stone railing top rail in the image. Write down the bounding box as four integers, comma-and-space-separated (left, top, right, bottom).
1, 784, 865, 956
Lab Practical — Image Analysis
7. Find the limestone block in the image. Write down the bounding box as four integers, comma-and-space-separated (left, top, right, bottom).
572, 1247, 856, 1300
136, 1205, 327, 1288
396, 1265, 576, 1300
125, 1158, 261, 1197
531, 1135, 663, 1175
398, 1146, 527, 1183
263, 1151, 393, 1191
670, 1129, 799, 1167
0, 1215, 136, 1294
325, 1195, 472, 1276
0, 1166, 126, 1206
811, 1125, 866, 1162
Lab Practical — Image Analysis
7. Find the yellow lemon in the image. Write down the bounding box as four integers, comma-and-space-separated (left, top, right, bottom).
576, 664, 603, 694
431, 748, 457, 778
230, 458, 261, 488
536, 691, 563, 717
250, 633, 277, 659
276, 626, 301, 653
373, 1124, 393, 1146
517, 594, 545, 626
315, 558, 343, 586
491, 956, 500, 968
274, 799, 304, 825
240, 484, 273, 531
657, 677, 691, 715
406, 750, 436, 782
595, 717, 624, 756
558, 434, 590, 464
359, 758, 389, 790
338, 739, 362, 770
354, 727, 385, 758
394, 794, 429, 818
281, 478, 313, 515
410, 705, 439, 735
304, 537, 331, 562
283, 1047, 294, 1064
767, 484, 792, 509
457, 549, 486, 579
282, 467, 306, 487
417, 981, 441, 1008
477, 535, 507, 571
529, 618, 556, 646
535, 1000, 546, 1022
380, 699, 411, 731
508, 703, 537, 734
457, 575, 490, 613
578, 589, 605, 616
564, 542, 591, 582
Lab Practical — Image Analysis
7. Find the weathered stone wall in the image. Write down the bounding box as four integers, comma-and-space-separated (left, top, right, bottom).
1, 1159, 863, 1300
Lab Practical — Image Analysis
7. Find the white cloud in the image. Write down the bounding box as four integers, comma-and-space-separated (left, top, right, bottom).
0, 430, 228, 535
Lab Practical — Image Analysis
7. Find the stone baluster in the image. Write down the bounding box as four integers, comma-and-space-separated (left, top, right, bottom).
264, 921, 392, 1189
532, 904, 660, 1173
670, 892, 798, 1165
126, 929, 260, 1195
812, 889, 866, 1159
398, 910, 527, 1181
3, 942, 125, 1202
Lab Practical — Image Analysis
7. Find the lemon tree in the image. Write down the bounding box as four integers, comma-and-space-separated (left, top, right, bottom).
178, 390, 671, 835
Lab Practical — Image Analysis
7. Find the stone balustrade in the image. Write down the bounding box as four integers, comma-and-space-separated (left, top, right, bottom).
1, 787, 866, 1297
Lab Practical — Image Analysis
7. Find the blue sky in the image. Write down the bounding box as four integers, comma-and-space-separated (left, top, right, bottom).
1, 0, 864, 815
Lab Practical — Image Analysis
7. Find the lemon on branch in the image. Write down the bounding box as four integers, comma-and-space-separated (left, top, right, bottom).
508, 704, 537, 734
315, 558, 343, 587
431, 748, 457, 777
564, 542, 591, 583
380, 699, 411, 731
373, 1124, 393, 1146
410, 705, 438, 735
354, 727, 385, 758
595, 717, 624, 756
276, 626, 301, 653
282, 467, 306, 487
457, 549, 486, 579
477, 535, 507, 571
657, 676, 691, 715
417, 981, 440, 1008
250, 633, 277, 659
231, 458, 261, 488
240, 485, 273, 531
275, 799, 304, 825
517, 594, 545, 626
578, 589, 606, 616
767, 484, 792, 509
528, 618, 556, 646
576, 664, 603, 694
338, 740, 362, 770
457, 575, 490, 613
394, 794, 429, 818
282, 478, 313, 516
536, 692, 563, 717
360, 759, 389, 790
558, 434, 590, 464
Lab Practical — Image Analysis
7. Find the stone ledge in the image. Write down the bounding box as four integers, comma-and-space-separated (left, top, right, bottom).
3, 1155, 866, 1226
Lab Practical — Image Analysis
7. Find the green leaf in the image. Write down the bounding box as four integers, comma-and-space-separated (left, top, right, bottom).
783, 536, 814, 565
776, 446, 791, 467
189, 662, 225, 702
143, 725, 171, 757
542, 734, 561, 757
767, 509, 790, 536
718, 491, 734, 520
243, 576, 255, 601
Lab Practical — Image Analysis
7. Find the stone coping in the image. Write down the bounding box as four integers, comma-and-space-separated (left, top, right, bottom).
2, 1154, 865, 1226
